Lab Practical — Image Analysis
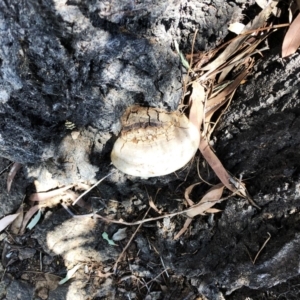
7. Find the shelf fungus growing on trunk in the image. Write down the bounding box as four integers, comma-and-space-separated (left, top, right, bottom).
111, 105, 200, 177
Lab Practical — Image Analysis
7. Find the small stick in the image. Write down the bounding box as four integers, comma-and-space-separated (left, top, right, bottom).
0, 162, 13, 176
140, 269, 168, 290
160, 256, 169, 278
253, 232, 271, 264
72, 171, 115, 206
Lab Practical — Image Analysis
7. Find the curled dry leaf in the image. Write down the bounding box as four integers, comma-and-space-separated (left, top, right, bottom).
149, 197, 162, 214
184, 182, 201, 206
174, 218, 192, 240
186, 183, 224, 218
282, 13, 300, 58
174, 184, 224, 239
7, 162, 22, 192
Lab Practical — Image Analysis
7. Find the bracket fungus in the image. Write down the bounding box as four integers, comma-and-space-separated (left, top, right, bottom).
111, 105, 200, 177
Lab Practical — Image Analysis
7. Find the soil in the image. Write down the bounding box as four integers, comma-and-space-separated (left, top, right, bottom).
1, 0, 300, 299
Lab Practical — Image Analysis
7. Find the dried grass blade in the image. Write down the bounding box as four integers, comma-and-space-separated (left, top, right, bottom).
7, 162, 22, 192
29, 185, 74, 201
218, 38, 262, 83
282, 13, 300, 58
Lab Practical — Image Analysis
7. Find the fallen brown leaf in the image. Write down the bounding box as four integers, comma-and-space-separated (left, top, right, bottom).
174, 183, 224, 239
174, 218, 192, 240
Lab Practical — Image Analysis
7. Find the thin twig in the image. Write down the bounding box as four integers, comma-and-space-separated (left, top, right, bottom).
72, 171, 115, 206
0, 162, 13, 176
74, 192, 237, 226
189, 29, 198, 72
140, 269, 168, 290
113, 207, 151, 274
160, 256, 169, 278
253, 232, 271, 264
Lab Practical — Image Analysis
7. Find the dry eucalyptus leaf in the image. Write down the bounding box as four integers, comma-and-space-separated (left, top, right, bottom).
186, 184, 224, 218
0, 213, 20, 232
205, 68, 249, 117
149, 198, 162, 214
282, 13, 300, 58
201, 1, 276, 74
184, 182, 201, 206
174, 218, 192, 240
199, 138, 233, 192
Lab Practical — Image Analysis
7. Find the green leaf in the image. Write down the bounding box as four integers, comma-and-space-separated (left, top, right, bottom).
102, 232, 116, 246
26, 209, 42, 230
174, 40, 190, 70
